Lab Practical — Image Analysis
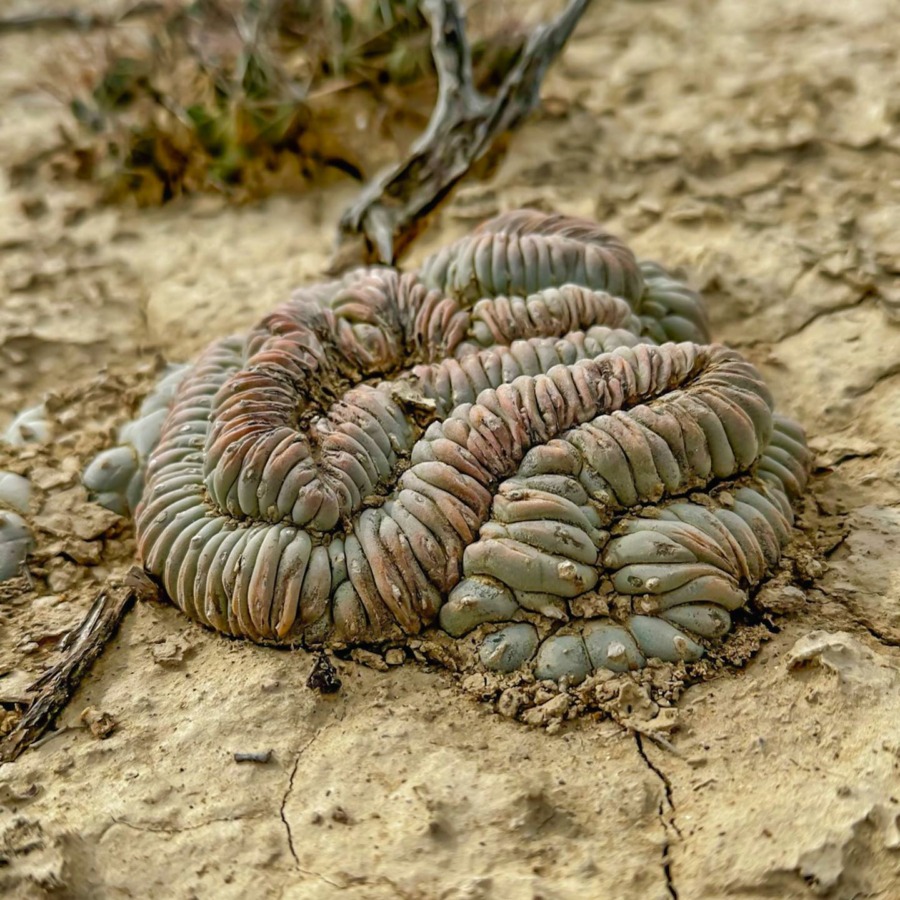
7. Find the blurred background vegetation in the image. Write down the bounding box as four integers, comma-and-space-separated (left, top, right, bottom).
39, 0, 526, 204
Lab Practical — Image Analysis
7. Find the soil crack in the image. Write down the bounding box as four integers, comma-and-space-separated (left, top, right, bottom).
103, 811, 267, 838
279, 716, 343, 889
782, 294, 871, 343
634, 732, 680, 900
280, 749, 303, 867
850, 617, 900, 650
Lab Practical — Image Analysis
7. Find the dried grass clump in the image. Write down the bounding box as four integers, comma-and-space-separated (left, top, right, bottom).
51, 0, 524, 203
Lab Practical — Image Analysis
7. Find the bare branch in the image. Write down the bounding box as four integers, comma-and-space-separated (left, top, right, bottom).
421, 0, 488, 138
330, 0, 593, 272
0, 567, 157, 762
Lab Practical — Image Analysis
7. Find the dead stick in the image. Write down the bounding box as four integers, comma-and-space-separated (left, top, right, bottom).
330, 0, 593, 272
0, 566, 157, 763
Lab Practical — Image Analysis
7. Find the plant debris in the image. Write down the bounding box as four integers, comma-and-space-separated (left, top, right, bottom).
34, 0, 528, 204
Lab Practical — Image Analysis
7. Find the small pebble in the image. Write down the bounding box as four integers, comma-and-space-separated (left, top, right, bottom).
80, 707, 118, 740
233, 750, 273, 764
350, 648, 389, 671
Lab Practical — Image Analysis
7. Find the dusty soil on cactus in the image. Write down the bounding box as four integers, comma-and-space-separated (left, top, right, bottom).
2, 0, 900, 898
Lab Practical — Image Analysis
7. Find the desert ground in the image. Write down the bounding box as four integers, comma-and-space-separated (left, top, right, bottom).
1, 0, 899, 898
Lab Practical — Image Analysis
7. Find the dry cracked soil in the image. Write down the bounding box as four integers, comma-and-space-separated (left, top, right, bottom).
1, 0, 900, 898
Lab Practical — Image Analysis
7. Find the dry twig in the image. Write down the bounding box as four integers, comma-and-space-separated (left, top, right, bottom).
0, 567, 158, 763
330, 0, 592, 270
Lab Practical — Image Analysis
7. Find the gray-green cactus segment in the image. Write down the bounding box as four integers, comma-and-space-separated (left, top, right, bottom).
0, 471, 33, 581
82, 363, 189, 516
419, 211, 710, 346
3, 403, 50, 446
0, 471, 31, 516
80, 209, 810, 680
2, 402, 56, 580
0, 508, 31, 582
136, 329, 718, 644
447, 413, 810, 682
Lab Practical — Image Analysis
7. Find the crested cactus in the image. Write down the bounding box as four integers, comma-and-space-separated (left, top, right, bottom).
80, 210, 811, 680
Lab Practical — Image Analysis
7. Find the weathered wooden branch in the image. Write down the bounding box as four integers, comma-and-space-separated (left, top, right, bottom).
0, 567, 157, 763
329, 0, 593, 272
